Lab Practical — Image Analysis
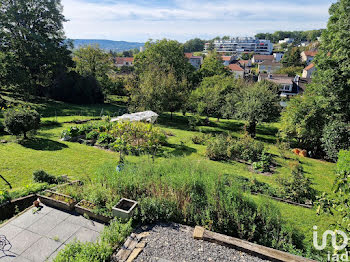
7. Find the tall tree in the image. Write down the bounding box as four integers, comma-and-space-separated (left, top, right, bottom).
200, 51, 228, 78
190, 75, 235, 121
280, 0, 350, 158
131, 39, 193, 117
183, 38, 205, 53
0, 0, 72, 94
231, 81, 280, 137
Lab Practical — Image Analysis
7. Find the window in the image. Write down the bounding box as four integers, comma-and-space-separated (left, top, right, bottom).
280, 85, 292, 92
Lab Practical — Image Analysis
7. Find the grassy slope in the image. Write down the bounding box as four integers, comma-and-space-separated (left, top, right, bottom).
0, 94, 337, 249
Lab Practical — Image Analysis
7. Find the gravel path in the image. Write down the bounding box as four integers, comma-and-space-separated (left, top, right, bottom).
134, 223, 270, 262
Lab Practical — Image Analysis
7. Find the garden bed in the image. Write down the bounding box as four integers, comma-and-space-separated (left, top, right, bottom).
75, 200, 111, 223
38, 190, 76, 211
0, 194, 37, 221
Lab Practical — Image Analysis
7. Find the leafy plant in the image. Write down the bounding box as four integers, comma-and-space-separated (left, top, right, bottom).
4, 107, 40, 138
191, 133, 212, 145
33, 170, 58, 184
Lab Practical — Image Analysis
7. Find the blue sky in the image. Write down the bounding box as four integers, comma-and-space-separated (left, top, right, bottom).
62, 0, 335, 42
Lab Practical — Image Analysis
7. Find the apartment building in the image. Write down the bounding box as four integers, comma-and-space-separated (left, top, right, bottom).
204, 37, 273, 55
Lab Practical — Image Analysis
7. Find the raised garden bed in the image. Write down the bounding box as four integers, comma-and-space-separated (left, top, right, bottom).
38, 190, 76, 211
51, 180, 83, 191
112, 198, 138, 221
75, 200, 111, 223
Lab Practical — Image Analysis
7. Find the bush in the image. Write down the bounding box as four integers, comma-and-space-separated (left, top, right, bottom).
188, 114, 202, 130
228, 134, 265, 162
4, 107, 40, 138
206, 134, 231, 161
135, 197, 182, 224
0, 183, 49, 205
337, 150, 350, 174
321, 120, 350, 162
252, 150, 272, 173
86, 130, 99, 140
191, 133, 212, 145
33, 170, 58, 184
277, 163, 316, 203
54, 219, 132, 262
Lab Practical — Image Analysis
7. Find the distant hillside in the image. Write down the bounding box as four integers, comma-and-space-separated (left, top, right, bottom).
70, 39, 145, 52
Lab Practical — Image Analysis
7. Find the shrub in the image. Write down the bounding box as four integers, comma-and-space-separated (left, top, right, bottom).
86, 130, 99, 140
0, 183, 49, 205
54, 241, 112, 262
228, 134, 265, 162
135, 197, 182, 224
97, 132, 115, 146
191, 133, 212, 145
188, 114, 202, 130
321, 120, 350, 162
4, 107, 40, 138
54, 219, 132, 262
33, 170, 58, 184
206, 134, 231, 161
253, 150, 272, 173
337, 150, 350, 174
277, 163, 316, 203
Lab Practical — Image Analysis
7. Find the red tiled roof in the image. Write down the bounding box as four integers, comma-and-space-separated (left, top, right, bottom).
253, 55, 274, 61
304, 63, 315, 71
116, 57, 134, 64
228, 64, 244, 72
184, 53, 193, 59
239, 60, 250, 65
303, 51, 318, 57
221, 56, 232, 61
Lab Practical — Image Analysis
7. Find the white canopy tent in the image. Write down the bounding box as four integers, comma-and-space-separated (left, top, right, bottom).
110, 111, 159, 124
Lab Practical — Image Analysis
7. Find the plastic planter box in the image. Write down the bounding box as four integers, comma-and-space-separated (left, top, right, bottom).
112, 198, 138, 221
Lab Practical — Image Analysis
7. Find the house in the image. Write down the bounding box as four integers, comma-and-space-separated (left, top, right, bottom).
252, 55, 274, 64
221, 56, 233, 66
185, 53, 203, 70
273, 53, 284, 62
301, 51, 317, 65
227, 64, 244, 79
259, 74, 310, 98
302, 63, 316, 78
204, 37, 273, 55
238, 60, 252, 67
115, 57, 134, 67
258, 74, 298, 97
279, 38, 294, 44
258, 61, 282, 73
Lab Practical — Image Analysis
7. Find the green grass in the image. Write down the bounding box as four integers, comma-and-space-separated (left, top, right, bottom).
0, 94, 338, 256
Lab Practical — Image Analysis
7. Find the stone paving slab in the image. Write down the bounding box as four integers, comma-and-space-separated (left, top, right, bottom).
0, 204, 105, 262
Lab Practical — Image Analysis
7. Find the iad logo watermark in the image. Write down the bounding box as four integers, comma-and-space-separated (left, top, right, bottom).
313, 226, 349, 261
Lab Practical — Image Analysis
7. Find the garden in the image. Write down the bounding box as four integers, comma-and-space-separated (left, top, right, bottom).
0, 96, 341, 261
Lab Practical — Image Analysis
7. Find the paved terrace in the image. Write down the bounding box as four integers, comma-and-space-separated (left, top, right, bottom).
0, 205, 104, 262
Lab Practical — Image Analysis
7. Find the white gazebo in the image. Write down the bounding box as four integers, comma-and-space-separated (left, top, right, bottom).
110, 111, 159, 124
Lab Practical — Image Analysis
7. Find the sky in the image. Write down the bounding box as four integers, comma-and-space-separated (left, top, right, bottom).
61, 0, 336, 43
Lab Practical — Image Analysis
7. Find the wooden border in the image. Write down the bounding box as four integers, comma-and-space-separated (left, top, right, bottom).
251, 192, 313, 209
193, 226, 316, 262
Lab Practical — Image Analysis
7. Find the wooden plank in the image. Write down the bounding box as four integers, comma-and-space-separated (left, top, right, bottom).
193, 226, 205, 240
126, 247, 143, 262
194, 227, 315, 262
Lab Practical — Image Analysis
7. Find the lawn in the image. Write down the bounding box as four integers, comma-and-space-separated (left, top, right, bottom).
0, 94, 338, 256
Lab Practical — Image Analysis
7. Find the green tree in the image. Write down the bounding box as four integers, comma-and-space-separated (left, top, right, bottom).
4, 107, 41, 139
281, 47, 303, 67
183, 38, 205, 53
231, 81, 280, 137
128, 66, 188, 118
73, 45, 113, 79
280, 0, 350, 157
134, 39, 193, 81
190, 75, 235, 120
200, 51, 228, 78
276, 66, 303, 76
0, 0, 72, 93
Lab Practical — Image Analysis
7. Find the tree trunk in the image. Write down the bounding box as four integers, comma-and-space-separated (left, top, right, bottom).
23, 132, 27, 139
246, 121, 257, 138
170, 112, 173, 120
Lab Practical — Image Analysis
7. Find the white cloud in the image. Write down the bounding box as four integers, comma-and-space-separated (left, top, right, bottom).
62, 0, 333, 42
